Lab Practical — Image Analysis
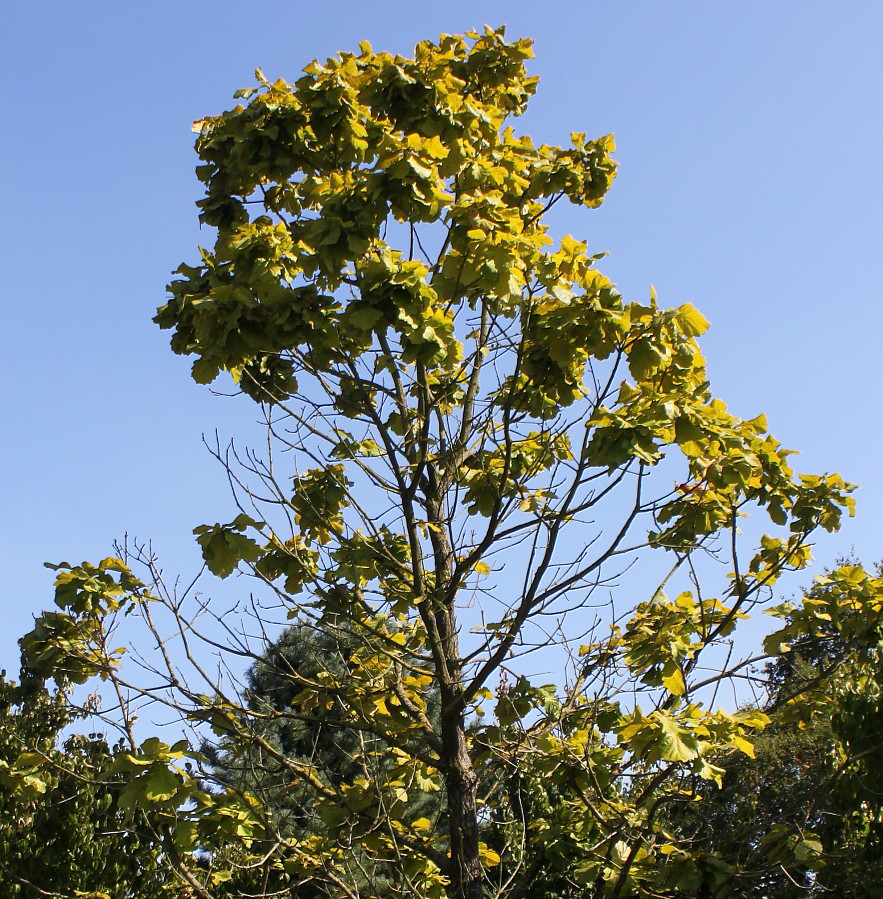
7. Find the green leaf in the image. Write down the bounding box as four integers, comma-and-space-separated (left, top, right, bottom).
195, 522, 263, 578
655, 713, 701, 762
144, 765, 181, 802
192, 358, 220, 385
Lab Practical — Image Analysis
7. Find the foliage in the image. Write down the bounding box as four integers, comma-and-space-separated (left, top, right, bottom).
10, 27, 869, 899
207, 622, 445, 897
0, 672, 171, 898
665, 563, 883, 897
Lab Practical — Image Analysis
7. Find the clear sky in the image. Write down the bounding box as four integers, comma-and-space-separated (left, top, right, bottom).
3, 1, 882, 673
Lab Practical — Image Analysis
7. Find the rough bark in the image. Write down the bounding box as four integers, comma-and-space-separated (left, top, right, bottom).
442, 703, 482, 899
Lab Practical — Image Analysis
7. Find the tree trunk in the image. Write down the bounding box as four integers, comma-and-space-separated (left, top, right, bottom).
425, 487, 483, 899
441, 689, 483, 899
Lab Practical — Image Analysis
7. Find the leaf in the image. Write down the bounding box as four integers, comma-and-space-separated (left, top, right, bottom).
693, 757, 725, 786
119, 752, 154, 768
331, 437, 385, 459
729, 735, 755, 758
676, 303, 710, 336
144, 765, 181, 802
661, 663, 686, 696
195, 523, 263, 578
13, 752, 45, 769
191, 358, 220, 385
794, 836, 824, 863
627, 338, 664, 381
655, 712, 701, 762
172, 819, 199, 852
347, 305, 384, 331
473, 561, 491, 575
478, 843, 501, 867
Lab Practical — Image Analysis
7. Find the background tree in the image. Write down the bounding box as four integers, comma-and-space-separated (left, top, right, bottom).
14, 28, 867, 899
0, 669, 173, 898
206, 622, 444, 897
206, 624, 371, 837
665, 562, 883, 897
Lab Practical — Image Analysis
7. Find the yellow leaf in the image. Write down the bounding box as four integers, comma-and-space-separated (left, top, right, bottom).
661, 663, 686, 696
423, 136, 449, 159
478, 842, 501, 867
677, 303, 710, 337
732, 735, 756, 758
473, 561, 491, 575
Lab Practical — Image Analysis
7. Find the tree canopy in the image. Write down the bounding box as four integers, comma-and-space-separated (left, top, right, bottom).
8, 27, 880, 899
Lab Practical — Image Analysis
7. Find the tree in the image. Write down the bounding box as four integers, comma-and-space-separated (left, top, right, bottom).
206, 622, 445, 898
14, 27, 868, 899
205, 624, 376, 838
665, 563, 883, 896
0, 670, 172, 897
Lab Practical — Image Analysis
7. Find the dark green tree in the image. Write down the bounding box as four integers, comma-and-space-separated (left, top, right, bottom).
206, 622, 445, 897
206, 625, 368, 834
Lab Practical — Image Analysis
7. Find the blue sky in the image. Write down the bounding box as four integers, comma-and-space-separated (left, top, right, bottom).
3, 1, 882, 672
